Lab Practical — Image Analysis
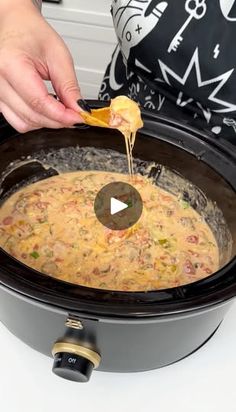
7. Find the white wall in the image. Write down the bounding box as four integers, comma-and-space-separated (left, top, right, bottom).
42, 0, 116, 98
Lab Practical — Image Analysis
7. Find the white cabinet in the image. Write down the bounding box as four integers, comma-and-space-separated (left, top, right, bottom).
42, 1, 116, 98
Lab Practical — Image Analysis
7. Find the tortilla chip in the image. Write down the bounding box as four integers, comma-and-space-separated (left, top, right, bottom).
80, 107, 111, 128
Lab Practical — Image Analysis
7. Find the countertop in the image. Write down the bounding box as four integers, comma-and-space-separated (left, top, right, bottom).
0, 301, 236, 412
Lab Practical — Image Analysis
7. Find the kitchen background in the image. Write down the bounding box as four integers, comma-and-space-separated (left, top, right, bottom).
42, 0, 116, 98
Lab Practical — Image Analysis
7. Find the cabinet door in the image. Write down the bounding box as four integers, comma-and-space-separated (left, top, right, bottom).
43, 1, 116, 98
43, 0, 113, 26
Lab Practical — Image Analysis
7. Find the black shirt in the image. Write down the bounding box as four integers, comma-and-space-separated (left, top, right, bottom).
99, 0, 236, 144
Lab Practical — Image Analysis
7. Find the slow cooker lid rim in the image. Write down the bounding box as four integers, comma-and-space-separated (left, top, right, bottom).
1, 107, 236, 163
87, 100, 236, 162
142, 123, 236, 165
1, 275, 235, 319
0, 250, 235, 317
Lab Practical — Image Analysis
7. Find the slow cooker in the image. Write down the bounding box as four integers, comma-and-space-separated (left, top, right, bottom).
0, 101, 235, 383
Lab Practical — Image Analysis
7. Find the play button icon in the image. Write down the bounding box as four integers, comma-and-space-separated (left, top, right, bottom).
110, 197, 128, 215
94, 181, 143, 230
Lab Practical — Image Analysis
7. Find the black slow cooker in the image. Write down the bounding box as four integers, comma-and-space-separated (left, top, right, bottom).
0, 102, 235, 383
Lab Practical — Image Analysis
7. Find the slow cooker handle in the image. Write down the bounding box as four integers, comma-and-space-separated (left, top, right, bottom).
52, 341, 101, 383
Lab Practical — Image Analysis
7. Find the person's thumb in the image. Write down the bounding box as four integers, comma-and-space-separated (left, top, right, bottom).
47, 44, 83, 113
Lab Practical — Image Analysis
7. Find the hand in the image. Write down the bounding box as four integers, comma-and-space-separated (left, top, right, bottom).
0, 1, 84, 132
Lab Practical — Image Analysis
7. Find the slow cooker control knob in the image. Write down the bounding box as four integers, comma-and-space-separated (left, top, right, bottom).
52, 342, 101, 383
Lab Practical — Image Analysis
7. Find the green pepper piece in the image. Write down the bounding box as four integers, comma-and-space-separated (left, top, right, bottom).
158, 239, 168, 245
30, 251, 40, 259
180, 200, 190, 209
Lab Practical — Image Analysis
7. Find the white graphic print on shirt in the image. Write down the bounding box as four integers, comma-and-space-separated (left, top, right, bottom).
167, 0, 207, 53
159, 48, 236, 113
112, 0, 168, 60
99, 0, 236, 142
219, 0, 236, 20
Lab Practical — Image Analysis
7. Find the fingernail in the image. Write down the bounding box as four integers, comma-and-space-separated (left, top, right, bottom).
77, 99, 91, 113
73, 123, 90, 129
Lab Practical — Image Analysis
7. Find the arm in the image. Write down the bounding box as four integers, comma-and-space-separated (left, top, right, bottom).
0, 0, 83, 132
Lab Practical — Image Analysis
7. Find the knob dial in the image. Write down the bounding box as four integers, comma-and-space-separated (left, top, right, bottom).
52, 342, 101, 383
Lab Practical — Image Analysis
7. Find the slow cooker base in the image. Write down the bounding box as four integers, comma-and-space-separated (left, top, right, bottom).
149, 322, 222, 372
0, 284, 232, 374
0, 319, 221, 373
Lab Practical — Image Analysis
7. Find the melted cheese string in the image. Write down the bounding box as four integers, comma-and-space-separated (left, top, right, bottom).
109, 96, 142, 178
123, 131, 135, 176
